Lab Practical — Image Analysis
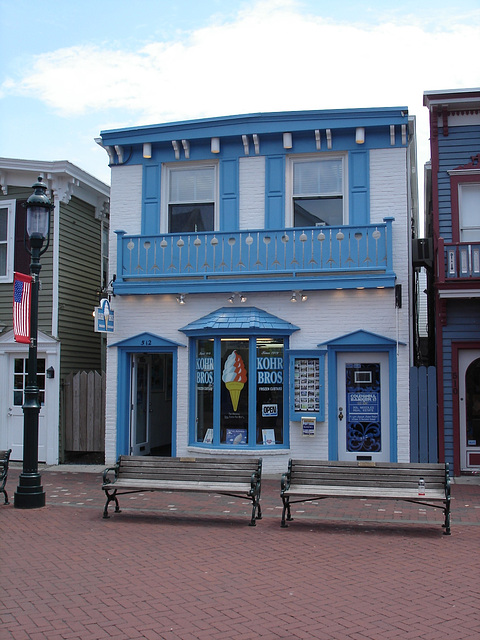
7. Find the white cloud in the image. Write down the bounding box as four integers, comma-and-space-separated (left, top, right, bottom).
3, 1, 479, 123
2, 0, 479, 204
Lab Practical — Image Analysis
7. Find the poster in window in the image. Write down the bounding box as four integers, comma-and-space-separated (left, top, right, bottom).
293, 358, 320, 414
221, 342, 249, 443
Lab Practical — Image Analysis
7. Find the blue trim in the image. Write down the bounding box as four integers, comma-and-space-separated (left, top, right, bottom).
325, 332, 398, 462
111, 332, 185, 349
101, 107, 410, 146
114, 335, 180, 458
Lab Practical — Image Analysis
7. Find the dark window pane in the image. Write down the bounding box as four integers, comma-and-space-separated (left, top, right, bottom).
169, 204, 214, 233
294, 197, 343, 227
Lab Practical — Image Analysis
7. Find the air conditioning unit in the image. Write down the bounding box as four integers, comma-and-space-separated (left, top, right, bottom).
412, 238, 433, 268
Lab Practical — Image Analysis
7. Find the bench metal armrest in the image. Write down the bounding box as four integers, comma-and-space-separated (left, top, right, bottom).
280, 471, 291, 493
103, 463, 119, 485
249, 459, 262, 494
280, 458, 292, 493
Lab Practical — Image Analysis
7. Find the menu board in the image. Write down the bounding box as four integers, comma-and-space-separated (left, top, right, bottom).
293, 358, 320, 414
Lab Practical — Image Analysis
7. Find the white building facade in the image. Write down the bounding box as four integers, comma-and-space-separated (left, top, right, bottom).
99, 108, 416, 474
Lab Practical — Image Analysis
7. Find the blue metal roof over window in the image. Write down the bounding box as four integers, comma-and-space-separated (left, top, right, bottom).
179, 307, 300, 336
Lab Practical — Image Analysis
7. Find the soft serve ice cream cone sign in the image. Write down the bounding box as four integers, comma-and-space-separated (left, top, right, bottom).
222, 350, 247, 411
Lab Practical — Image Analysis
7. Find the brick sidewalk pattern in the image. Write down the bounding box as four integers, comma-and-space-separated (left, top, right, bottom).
1, 467, 480, 640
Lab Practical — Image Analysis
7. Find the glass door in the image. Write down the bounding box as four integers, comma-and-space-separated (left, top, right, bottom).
131, 355, 151, 455
130, 353, 173, 456
337, 352, 390, 462
8, 356, 46, 461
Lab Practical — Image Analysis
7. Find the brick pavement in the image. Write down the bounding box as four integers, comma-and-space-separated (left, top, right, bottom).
1, 466, 480, 640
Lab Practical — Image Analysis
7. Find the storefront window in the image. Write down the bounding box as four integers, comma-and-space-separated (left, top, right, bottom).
195, 339, 214, 443
256, 338, 284, 445
221, 339, 249, 444
193, 336, 285, 448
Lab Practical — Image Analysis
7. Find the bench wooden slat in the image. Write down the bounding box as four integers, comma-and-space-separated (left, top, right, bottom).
110, 479, 253, 492
285, 485, 446, 500
280, 458, 451, 534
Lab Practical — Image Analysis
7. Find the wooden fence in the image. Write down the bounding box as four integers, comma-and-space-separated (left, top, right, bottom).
410, 366, 438, 463
64, 371, 105, 452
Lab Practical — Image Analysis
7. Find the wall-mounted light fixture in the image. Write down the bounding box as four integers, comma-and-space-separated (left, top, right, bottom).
291, 290, 307, 303
143, 143, 152, 159
211, 137, 220, 154
176, 294, 186, 305
228, 293, 248, 304
46, 366, 55, 379
283, 132, 292, 149
355, 127, 365, 144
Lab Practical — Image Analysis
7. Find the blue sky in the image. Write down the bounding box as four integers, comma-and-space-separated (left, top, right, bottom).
1, 0, 480, 196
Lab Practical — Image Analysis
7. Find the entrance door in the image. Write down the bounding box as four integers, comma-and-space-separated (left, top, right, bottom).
337, 352, 390, 462
130, 353, 172, 456
459, 349, 480, 471
7, 355, 47, 462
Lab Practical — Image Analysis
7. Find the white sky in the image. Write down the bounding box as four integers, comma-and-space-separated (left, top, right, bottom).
1, 0, 480, 220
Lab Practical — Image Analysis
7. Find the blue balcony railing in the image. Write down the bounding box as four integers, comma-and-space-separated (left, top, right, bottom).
114, 217, 395, 294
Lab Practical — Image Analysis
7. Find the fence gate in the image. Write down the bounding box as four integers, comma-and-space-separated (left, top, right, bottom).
410, 366, 437, 463
64, 371, 105, 453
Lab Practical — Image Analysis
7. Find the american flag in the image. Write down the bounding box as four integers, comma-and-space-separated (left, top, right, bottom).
13, 272, 32, 344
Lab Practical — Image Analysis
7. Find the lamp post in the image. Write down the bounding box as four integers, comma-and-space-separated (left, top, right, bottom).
14, 177, 52, 509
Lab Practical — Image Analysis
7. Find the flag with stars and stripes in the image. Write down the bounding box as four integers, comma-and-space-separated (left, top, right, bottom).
13, 272, 32, 344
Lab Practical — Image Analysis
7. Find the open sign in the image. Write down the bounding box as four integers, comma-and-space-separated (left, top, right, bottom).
262, 404, 278, 417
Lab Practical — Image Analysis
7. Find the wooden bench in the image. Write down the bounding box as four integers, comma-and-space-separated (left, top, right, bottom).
280, 459, 451, 534
102, 455, 262, 525
1, 449, 12, 505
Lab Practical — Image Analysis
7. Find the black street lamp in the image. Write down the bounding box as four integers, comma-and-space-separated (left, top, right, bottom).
14, 177, 53, 509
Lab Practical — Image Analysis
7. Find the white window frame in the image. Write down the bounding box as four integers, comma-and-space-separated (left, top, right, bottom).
0, 199, 16, 283
161, 161, 219, 234
459, 182, 480, 242
285, 153, 348, 227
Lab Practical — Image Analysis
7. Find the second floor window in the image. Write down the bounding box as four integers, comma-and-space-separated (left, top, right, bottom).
291, 157, 344, 228
167, 164, 216, 233
459, 182, 480, 242
0, 200, 16, 282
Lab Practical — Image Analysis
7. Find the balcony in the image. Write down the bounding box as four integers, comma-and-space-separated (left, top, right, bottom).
113, 218, 395, 295
443, 241, 480, 280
